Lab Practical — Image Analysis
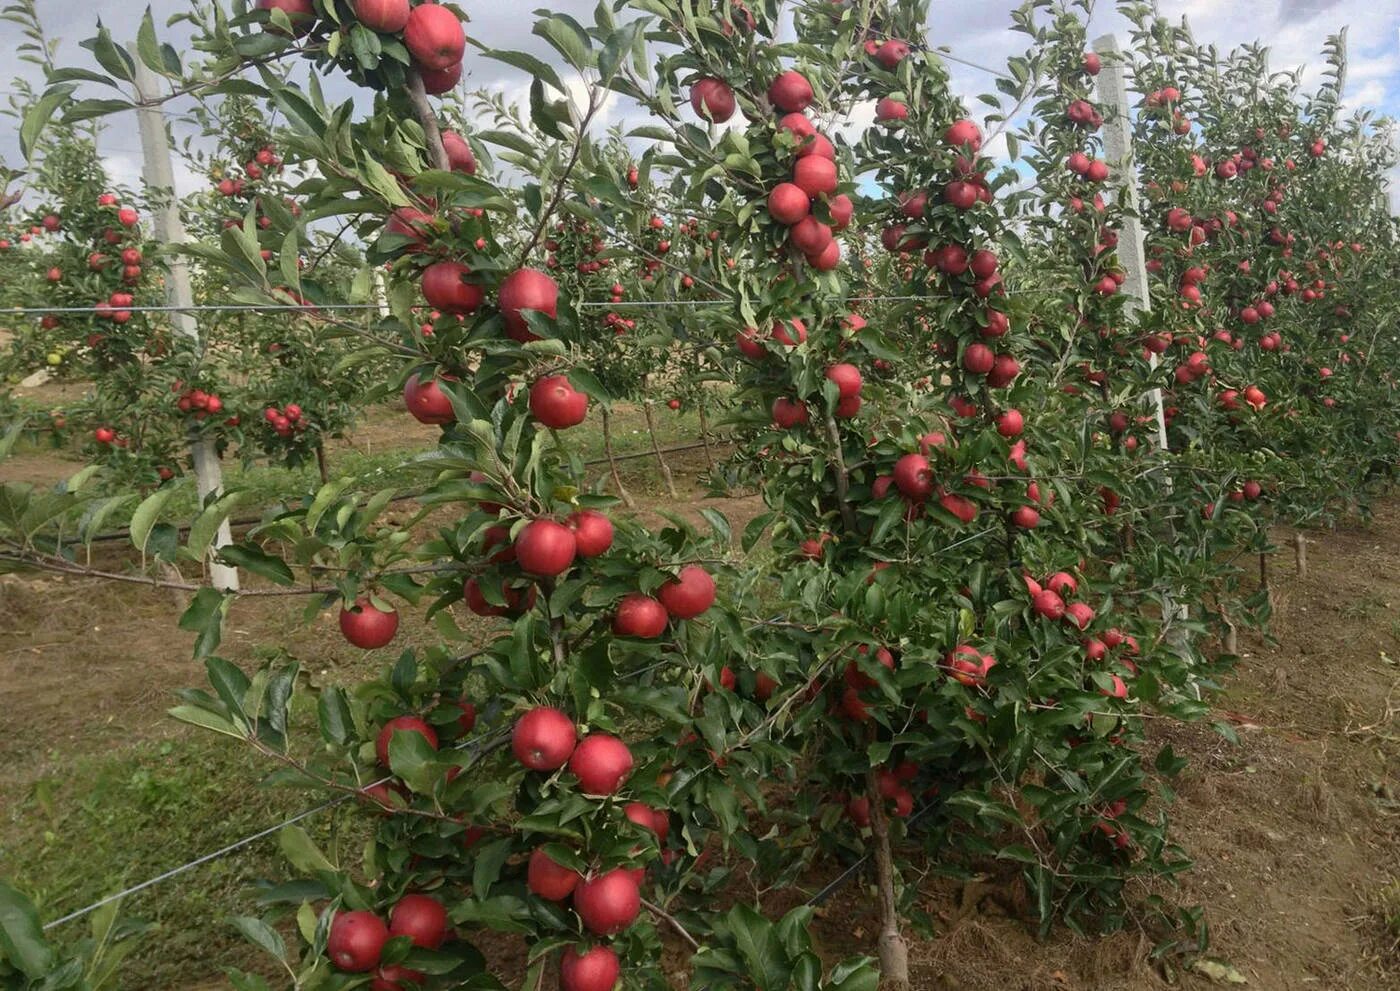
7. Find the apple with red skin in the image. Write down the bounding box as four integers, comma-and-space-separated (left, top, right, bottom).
690, 77, 736, 122
529, 375, 589, 429
258, 0, 315, 29
825, 363, 862, 399
874, 39, 910, 68
512, 707, 577, 770
569, 734, 634, 794
792, 156, 837, 197
893, 453, 932, 501
559, 945, 620, 991
768, 183, 810, 225
612, 593, 669, 638
421, 261, 483, 314
962, 343, 995, 375
528, 847, 582, 900
996, 409, 1023, 437
944, 118, 982, 151
944, 180, 977, 210
421, 62, 462, 94
376, 715, 438, 768
387, 207, 434, 244
404, 2, 466, 70
498, 268, 559, 342
388, 894, 449, 950
566, 510, 614, 557
789, 216, 833, 255
828, 194, 854, 229
117, 207, 139, 227
355, 0, 410, 32
340, 598, 399, 649
1032, 589, 1065, 619
624, 802, 668, 840
327, 911, 389, 973
657, 565, 716, 619
1045, 571, 1077, 597
515, 519, 577, 576
1064, 602, 1095, 630
574, 870, 641, 935
876, 96, 908, 122
771, 397, 809, 428
1011, 505, 1040, 528
403, 373, 455, 425
1083, 51, 1102, 75
768, 70, 814, 112
371, 965, 425, 991
441, 131, 477, 173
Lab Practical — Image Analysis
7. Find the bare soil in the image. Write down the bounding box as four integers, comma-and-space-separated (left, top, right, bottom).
1, 453, 1397, 989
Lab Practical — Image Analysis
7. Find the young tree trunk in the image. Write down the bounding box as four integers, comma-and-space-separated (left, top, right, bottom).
1293, 532, 1308, 578
601, 406, 635, 509
315, 440, 330, 485
641, 390, 679, 499
697, 402, 715, 471
865, 766, 910, 991
1221, 608, 1238, 655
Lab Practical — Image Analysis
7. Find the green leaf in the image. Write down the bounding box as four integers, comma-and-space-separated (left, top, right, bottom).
0, 881, 54, 978
216, 544, 295, 586
186, 490, 252, 565
136, 9, 166, 76
229, 916, 286, 963
471, 839, 513, 899
279, 826, 336, 874
20, 87, 71, 161
481, 49, 565, 94
130, 485, 178, 556
167, 704, 244, 739
317, 688, 354, 745
179, 588, 231, 659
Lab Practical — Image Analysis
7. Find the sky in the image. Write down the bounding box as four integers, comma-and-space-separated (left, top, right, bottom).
1, 0, 1398, 202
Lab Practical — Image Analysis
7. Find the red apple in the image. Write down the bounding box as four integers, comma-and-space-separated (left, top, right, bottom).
340, 597, 399, 649
528, 847, 582, 901
421, 61, 462, 94
768, 70, 814, 112
376, 715, 438, 768
404, 2, 466, 70
690, 77, 736, 122
388, 894, 448, 950
573, 870, 641, 935
512, 706, 577, 770
657, 565, 716, 619
944, 118, 982, 151
566, 510, 614, 557
771, 397, 809, 428
559, 945, 620, 991
789, 216, 833, 255
768, 182, 811, 225
498, 268, 559, 342
403, 373, 455, 425
893, 453, 932, 501
355, 0, 410, 32
996, 409, 1023, 437
793, 156, 837, 197
612, 593, 669, 638
422, 261, 483, 314
569, 734, 634, 794
1032, 589, 1065, 619
441, 131, 477, 173
529, 375, 589, 429
327, 911, 389, 973
515, 519, 577, 576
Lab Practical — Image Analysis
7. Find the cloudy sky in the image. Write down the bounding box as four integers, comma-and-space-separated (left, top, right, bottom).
1, 0, 1397, 199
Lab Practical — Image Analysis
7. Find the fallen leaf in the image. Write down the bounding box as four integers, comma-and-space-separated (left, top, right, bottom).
1191, 958, 1248, 984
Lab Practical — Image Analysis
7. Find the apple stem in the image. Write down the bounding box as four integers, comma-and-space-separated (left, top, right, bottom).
864, 763, 910, 990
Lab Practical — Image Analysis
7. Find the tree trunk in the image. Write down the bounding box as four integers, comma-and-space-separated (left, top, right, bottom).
601, 406, 635, 509
315, 440, 330, 485
697, 403, 715, 471
1293, 532, 1308, 579
641, 389, 679, 499
865, 766, 910, 991
1221, 608, 1238, 655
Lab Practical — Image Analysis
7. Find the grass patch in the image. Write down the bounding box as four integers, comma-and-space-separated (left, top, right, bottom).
0, 729, 367, 989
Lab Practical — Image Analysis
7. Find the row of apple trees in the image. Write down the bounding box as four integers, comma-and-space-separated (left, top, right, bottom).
2, 0, 1398, 990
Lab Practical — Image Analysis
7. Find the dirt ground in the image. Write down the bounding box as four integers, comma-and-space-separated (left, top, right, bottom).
1, 441, 1397, 988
